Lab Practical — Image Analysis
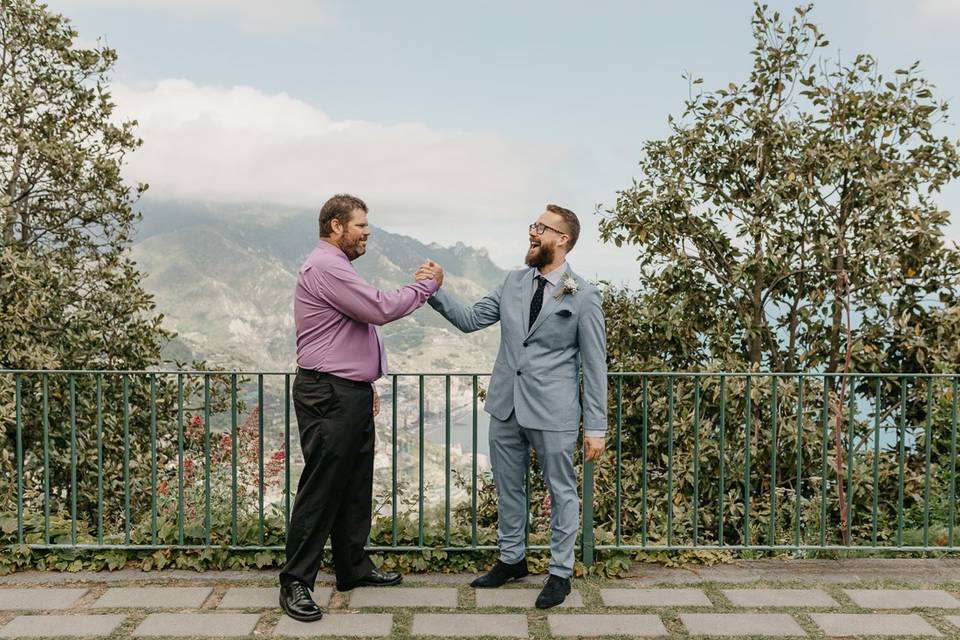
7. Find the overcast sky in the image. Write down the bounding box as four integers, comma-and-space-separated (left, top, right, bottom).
47, 0, 960, 285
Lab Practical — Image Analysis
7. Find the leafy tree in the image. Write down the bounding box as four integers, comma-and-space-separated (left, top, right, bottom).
599, 2, 959, 376
594, 3, 960, 550
0, 0, 165, 369
0, 0, 234, 541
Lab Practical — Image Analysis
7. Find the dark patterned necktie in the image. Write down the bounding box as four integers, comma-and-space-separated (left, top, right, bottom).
529, 276, 547, 330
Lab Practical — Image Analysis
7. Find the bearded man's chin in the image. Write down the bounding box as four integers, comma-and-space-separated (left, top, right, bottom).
526, 245, 553, 269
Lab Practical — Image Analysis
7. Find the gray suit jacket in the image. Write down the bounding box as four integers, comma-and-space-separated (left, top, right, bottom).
428, 265, 608, 435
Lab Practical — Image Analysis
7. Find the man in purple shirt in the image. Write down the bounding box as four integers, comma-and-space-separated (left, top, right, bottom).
279, 194, 440, 622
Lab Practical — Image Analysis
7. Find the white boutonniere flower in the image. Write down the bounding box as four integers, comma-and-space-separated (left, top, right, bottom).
553, 274, 579, 301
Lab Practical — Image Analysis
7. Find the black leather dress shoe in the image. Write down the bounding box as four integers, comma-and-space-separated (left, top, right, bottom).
535, 574, 571, 609
279, 581, 323, 622
470, 559, 529, 588
336, 567, 403, 592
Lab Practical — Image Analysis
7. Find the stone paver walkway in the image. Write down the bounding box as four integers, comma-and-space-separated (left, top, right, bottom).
1, 560, 960, 638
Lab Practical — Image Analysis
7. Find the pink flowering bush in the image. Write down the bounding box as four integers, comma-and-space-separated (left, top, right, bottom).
149, 407, 287, 546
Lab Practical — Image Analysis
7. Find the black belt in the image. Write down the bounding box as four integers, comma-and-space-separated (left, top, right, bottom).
296, 367, 371, 389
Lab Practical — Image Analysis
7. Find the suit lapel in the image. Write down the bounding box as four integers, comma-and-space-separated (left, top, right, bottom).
526, 265, 570, 338
520, 267, 534, 332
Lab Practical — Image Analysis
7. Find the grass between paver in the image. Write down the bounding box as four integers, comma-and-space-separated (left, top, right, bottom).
2, 576, 960, 639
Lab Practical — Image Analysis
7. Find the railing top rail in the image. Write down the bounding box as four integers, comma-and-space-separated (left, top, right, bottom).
0, 369, 957, 377
0, 369, 491, 376
608, 371, 960, 378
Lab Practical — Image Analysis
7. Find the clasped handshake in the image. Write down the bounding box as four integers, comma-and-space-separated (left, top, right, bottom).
414, 260, 444, 287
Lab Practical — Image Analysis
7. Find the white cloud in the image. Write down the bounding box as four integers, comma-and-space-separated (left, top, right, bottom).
110, 79, 572, 268
106, 78, 958, 288
919, 0, 960, 19
50, 0, 332, 35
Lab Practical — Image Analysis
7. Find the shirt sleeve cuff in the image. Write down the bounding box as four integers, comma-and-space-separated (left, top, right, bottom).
585, 429, 606, 438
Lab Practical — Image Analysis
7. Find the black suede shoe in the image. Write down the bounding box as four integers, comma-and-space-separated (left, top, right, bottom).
336, 567, 403, 592
535, 574, 571, 609
279, 581, 323, 622
470, 559, 529, 588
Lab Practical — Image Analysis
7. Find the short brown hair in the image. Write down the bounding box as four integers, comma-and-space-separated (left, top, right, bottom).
546, 204, 580, 251
319, 194, 368, 237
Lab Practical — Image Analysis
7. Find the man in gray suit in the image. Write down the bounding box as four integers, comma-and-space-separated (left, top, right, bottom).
416, 204, 607, 609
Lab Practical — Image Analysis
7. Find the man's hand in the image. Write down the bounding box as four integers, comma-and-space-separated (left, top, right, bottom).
373, 385, 381, 417
584, 436, 605, 462
415, 260, 444, 287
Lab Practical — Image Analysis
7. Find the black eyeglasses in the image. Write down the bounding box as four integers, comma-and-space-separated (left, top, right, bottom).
529, 222, 566, 236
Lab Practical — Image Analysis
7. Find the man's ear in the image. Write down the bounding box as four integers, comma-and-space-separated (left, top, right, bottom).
329, 218, 342, 237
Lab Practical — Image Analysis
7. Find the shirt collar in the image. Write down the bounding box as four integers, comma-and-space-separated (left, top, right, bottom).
316, 239, 349, 261
535, 261, 568, 287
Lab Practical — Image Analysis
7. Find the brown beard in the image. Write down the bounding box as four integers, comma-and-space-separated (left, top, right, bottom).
339, 235, 366, 261
525, 242, 554, 269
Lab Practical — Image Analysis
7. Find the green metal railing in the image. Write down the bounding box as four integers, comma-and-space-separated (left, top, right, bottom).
1, 370, 959, 564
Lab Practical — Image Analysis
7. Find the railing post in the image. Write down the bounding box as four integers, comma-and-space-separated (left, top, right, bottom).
582, 461, 595, 567
15, 373, 23, 545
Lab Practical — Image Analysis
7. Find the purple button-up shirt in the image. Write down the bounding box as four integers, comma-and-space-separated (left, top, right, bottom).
295, 241, 438, 382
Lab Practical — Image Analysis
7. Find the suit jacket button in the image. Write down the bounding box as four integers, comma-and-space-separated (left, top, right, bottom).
523, 342, 529, 347
516, 370, 522, 376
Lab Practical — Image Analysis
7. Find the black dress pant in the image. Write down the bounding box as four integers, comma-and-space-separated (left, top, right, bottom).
279, 371, 376, 589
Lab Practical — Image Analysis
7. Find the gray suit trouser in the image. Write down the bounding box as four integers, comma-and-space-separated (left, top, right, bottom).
489, 411, 579, 578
